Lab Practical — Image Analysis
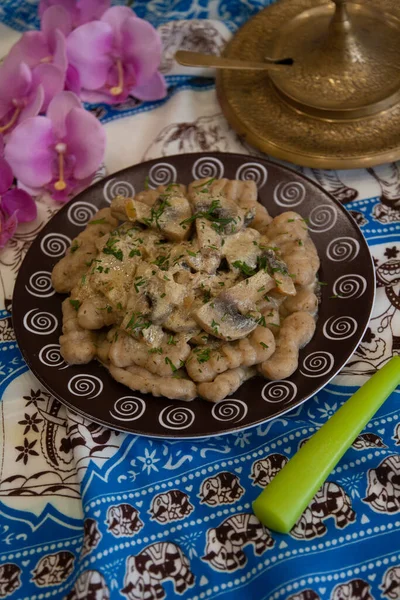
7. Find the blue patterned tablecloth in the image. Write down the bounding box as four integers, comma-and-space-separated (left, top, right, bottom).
0, 2, 399, 600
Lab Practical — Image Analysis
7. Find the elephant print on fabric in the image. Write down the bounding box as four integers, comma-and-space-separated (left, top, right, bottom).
31, 551, 74, 587
380, 566, 400, 599
0, 564, 21, 599
202, 513, 274, 572
82, 518, 102, 557
148, 490, 194, 524
287, 590, 321, 600
106, 504, 143, 537
66, 570, 110, 600
291, 482, 356, 540
363, 455, 400, 513
250, 454, 289, 487
121, 542, 194, 600
199, 472, 244, 505
393, 424, 400, 446
330, 578, 374, 600
352, 433, 387, 450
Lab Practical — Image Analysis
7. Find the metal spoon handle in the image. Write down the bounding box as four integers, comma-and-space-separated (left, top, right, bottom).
175, 50, 292, 72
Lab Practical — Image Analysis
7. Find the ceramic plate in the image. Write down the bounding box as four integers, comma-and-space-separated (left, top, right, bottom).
13, 153, 375, 438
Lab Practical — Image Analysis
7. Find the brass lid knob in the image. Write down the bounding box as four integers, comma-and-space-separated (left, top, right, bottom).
269, 0, 400, 119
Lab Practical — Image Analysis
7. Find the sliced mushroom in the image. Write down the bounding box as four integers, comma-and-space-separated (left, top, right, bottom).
222, 270, 275, 314
259, 249, 296, 296
193, 297, 260, 341
222, 228, 261, 270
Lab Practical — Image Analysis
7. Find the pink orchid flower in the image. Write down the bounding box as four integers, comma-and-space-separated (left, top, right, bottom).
66, 6, 167, 104
7, 7, 69, 110
0, 136, 37, 249
39, 0, 111, 28
0, 55, 44, 139
5, 91, 106, 203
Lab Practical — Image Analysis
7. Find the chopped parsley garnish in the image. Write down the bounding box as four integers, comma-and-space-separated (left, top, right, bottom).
134, 277, 147, 293
70, 241, 79, 253
218, 281, 225, 286
125, 312, 151, 332
287, 218, 296, 223
180, 199, 235, 233
117, 302, 123, 310
258, 316, 267, 327
211, 319, 220, 334
103, 236, 123, 261
89, 218, 108, 225
100, 304, 113, 313
129, 249, 141, 258
257, 286, 265, 292
260, 342, 269, 349
317, 280, 328, 286
202, 288, 212, 303
69, 299, 80, 311
167, 335, 177, 346
232, 260, 256, 277
187, 250, 197, 257
144, 175, 150, 190
194, 347, 211, 363
81, 275, 86, 285
165, 357, 178, 372
152, 254, 169, 269
143, 197, 171, 229
160, 293, 166, 298
298, 239, 304, 246
193, 177, 215, 190
264, 295, 270, 302
148, 347, 163, 354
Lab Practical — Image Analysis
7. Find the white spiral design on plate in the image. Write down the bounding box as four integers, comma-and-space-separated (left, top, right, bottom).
211, 398, 248, 423
273, 181, 306, 207
25, 271, 55, 298
67, 374, 103, 399
103, 177, 135, 204
300, 351, 335, 378
67, 201, 97, 226
262, 381, 297, 404
110, 396, 146, 421
323, 316, 358, 340
148, 162, 177, 188
23, 309, 58, 335
159, 405, 195, 430
192, 157, 224, 180
333, 274, 367, 299
39, 344, 69, 369
327, 237, 360, 262
308, 205, 338, 233
235, 162, 268, 189
40, 233, 71, 257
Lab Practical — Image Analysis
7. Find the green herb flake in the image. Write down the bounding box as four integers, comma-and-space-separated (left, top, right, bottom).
89, 218, 108, 225
148, 347, 163, 354
70, 241, 79, 253
69, 299, 80, 311
117, 302, 123, 310
144, 175, 150, 190
167, 335, 177, 346
232, 260, 256, 277
260, 342, 269, 349
134, 277, 147, 294
298, 239, 304, 246
160, 293, 166, 298
187, 250, 197, 257
129, 249, 141, 258
318, 280, 328, 286
257, 286, 265, 292
165, 357, 177, 372
258, 316, 267, 327
194, 347, 211, 364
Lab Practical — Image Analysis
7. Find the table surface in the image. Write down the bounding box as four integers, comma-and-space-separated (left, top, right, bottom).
0, 3, 399, 600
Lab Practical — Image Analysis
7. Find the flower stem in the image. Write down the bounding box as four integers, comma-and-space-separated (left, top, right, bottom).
110, 59, 124, 96
0, 106, 21, 133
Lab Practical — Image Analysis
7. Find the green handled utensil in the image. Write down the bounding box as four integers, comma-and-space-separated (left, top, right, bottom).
253, 355, 400, 533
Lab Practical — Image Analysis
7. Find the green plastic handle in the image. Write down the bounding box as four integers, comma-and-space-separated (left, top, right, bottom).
253, 355, 400, 533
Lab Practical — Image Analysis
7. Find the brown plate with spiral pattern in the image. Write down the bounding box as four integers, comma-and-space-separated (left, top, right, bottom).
13, 153, 375, 438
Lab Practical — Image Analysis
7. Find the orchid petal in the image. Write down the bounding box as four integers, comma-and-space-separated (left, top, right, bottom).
47, 91, 81, 138
2, 188, 37, 222
0, 210, 18, 249
7, 32, 49, 68
0, 157, 13, 194
65, 64, 81, 95
79, 89, 113, 104
67, 21, 114, 91
121, 17, 162, 86
101, 6, 135, 48
39, 0, 77, 19
41, 5, 73, 42
50, 29, 68, 72
32, 63, 66, 111
5, 116, 56, 188
79, 0, 111, 24
0, 136, 4, 156
19, 85, 45, 123
130, 71, 167, 101
65, 107, 106, 179
0, 60, 32, 117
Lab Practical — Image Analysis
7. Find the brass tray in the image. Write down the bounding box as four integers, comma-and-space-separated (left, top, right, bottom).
216, 0, 400, 169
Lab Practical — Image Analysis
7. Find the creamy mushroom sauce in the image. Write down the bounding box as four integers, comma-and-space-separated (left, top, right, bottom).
53, 178, 320, 402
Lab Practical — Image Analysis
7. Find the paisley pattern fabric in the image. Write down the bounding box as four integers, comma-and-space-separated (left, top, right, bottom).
0, 2, 399, 600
